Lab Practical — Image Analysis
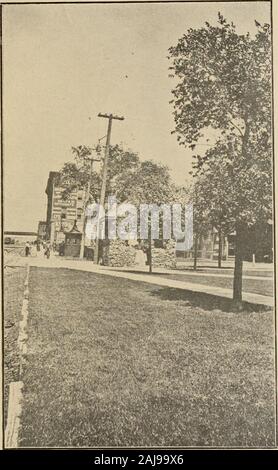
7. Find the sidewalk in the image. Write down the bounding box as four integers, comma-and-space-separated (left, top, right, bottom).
96, 264, 273, 281
29, 257, 274, 307
177, 259, 273, 271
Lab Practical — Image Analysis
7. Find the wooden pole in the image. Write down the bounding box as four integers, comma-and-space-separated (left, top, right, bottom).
94, 113, 124, 264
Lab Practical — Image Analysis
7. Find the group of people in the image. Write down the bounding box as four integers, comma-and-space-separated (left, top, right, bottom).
25, 240, 51, 258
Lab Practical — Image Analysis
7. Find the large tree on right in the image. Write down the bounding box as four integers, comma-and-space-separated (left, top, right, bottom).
168, 13, 272, 305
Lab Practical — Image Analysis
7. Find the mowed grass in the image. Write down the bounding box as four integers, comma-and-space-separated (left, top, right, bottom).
20, 267, 276, 447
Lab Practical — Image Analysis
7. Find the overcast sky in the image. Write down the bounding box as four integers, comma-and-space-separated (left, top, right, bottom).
3, 1, 271, 231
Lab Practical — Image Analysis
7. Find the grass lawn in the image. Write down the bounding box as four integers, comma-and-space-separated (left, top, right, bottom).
19, 267, 276, 447
154, 273, 274, 297
4, 266, 27, 426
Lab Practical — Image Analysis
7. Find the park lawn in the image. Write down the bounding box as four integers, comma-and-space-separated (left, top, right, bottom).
19, 267, 276, 447
157, 272, 274, 297
4, 266, 27, 426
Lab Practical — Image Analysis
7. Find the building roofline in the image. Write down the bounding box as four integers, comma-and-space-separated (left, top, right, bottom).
4, 231, 37, 236
45, 171, 60, 195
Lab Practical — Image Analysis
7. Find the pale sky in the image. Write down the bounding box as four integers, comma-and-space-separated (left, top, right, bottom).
3, 1, 271, 231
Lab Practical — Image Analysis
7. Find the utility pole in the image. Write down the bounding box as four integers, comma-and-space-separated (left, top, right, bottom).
80, 155, 100, 259
94, 113, 124, 264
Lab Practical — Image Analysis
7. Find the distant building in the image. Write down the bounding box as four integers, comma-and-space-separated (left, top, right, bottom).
37, 221, 47, 241
4, 231, 37, 244
45, 171, 86, 244
176, 223, 273, 263
176, 227, 229, 261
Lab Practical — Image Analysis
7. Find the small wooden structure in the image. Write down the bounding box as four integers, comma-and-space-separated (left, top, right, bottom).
64, 220, 82, 257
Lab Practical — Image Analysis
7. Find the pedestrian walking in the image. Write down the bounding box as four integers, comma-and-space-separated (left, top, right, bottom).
44, 243, 51, 259
59, 241, 65, 256
25, 241, 30, 257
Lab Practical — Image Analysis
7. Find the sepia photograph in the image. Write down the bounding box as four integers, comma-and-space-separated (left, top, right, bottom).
1, 0, 277, 453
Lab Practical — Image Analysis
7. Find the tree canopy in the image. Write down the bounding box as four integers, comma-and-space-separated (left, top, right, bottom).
168, 13, 271, 149
168, 13, 272, 302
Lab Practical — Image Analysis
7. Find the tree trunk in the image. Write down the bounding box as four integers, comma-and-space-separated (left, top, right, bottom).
193, 235, 198, 271
80, 235, 85, 260
218, 229, 222, 268
233, 226, 244, 307
148, 234, 152, 273
232, 120, 249, 308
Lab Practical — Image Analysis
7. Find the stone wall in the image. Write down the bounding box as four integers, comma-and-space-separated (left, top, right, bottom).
102, 239, 177, 269
102, 240, 137, 267
152, 240, 176, 269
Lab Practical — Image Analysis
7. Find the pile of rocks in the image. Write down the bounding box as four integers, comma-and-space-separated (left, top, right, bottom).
152, 240, 176, 269
102, 240, 136, 267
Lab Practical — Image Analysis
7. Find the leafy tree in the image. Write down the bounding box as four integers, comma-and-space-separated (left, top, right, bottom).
59, 146, 177, 269
106, 145, 140, 199
192, 141, 237, 268
59, 145, 140, 258
168, 14, 272, 304
60, 145, 102, 202
60, 144, 140, 203
115, 160, 174, 205
114, 160, 175, 272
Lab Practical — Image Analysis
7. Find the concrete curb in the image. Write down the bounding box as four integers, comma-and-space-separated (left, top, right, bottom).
5, 264, 30, 448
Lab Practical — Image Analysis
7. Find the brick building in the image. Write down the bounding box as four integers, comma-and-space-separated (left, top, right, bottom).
37, 221, 47, 241
45, 171, 86, 245
176, 227, 229, 260
177, 223, 273, 263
